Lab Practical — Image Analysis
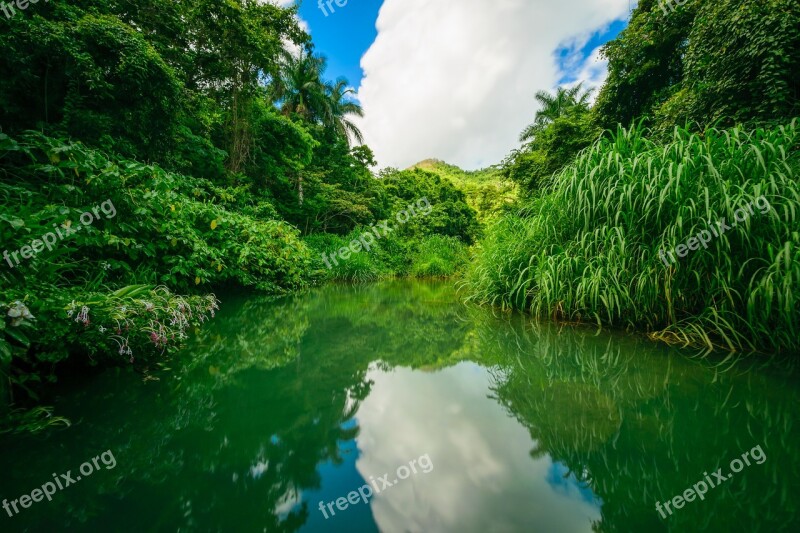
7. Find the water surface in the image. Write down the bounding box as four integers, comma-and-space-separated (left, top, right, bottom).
1, 280, 798, 532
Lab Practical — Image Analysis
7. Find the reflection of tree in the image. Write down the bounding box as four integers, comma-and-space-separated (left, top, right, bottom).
475, 314, 800, 532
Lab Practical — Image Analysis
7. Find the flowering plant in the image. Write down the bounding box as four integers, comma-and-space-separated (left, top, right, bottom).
65, 285, 220, 363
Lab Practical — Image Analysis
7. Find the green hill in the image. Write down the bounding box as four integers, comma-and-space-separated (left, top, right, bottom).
408, 159, 517, 222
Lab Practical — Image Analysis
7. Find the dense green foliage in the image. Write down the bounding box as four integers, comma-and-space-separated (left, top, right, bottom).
411, 159, 517, 222
304, 167, 480, 282
595, 0, 800, 131
0, 0, 384, 235
466, 121, 800, 352
0, 0, 479, 424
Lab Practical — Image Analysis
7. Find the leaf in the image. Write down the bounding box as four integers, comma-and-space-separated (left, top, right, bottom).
0, 341, 12, 364
5, 328, 31, 347
111, 284, 153, 299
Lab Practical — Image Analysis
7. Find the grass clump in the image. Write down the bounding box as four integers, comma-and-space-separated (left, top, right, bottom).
465, 121, 800, 352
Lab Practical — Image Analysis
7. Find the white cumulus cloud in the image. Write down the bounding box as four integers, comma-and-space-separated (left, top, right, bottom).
356, 0, 630, 170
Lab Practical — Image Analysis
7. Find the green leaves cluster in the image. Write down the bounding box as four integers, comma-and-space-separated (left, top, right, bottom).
595, 0, 800, 131
1, 132, 312, 293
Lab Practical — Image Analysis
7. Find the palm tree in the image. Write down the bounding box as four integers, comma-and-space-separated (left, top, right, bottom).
520, 83, 594, 142
324, 78, 364, 145
273, 52, 364, 146
273, 51, 329, 122
271, 52, 365, 206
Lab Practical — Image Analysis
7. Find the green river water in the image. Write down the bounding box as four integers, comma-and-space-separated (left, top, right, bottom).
1, 280, 798, 532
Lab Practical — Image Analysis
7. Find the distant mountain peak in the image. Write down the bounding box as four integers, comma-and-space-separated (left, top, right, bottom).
408, 159, 456, 171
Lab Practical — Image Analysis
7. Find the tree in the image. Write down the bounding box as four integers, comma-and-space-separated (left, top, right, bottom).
273, 51, 329, 122
503, 84, 600, 192
594, 0, 800, 131
520, 83, 593, 142
324, 78, 364, 145
273, 53, 364, 146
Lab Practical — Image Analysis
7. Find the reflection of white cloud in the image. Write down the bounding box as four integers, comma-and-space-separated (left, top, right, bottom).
354, 363, 602, 532
274, 486, 302, 519
249, 459, 269, 479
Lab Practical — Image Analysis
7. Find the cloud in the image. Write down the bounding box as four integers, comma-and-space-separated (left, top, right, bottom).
356, 0, 630, 170
564, 46, 610, 103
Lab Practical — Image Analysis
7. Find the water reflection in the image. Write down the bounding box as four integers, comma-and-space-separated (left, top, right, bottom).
353, 363, 602, 532
0, 280, 797, 532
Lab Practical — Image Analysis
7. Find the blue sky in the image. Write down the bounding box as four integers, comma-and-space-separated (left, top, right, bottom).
556, 19, 628, 85
296, 0, 382, 87
289, 0, 632, 170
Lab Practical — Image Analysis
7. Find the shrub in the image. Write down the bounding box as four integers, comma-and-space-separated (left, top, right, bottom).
0, 132, 313, 294
303, 232, 386, 283
410, 235, 469, 278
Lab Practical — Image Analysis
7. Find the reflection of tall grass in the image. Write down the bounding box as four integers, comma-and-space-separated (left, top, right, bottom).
469, 310, 800, 532
465, 121, 800, 352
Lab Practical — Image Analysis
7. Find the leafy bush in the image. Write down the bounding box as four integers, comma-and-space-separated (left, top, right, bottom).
380, 168, 481, 244
0, 132, 313, 294
410, 235, 470, 278
304, 232, 386, 283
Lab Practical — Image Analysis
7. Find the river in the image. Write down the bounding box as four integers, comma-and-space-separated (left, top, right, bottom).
1, 280, 798, 532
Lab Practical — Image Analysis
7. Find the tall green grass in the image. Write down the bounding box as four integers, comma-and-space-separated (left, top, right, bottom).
304, 231, 471, 281
464, 121, 800, 352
